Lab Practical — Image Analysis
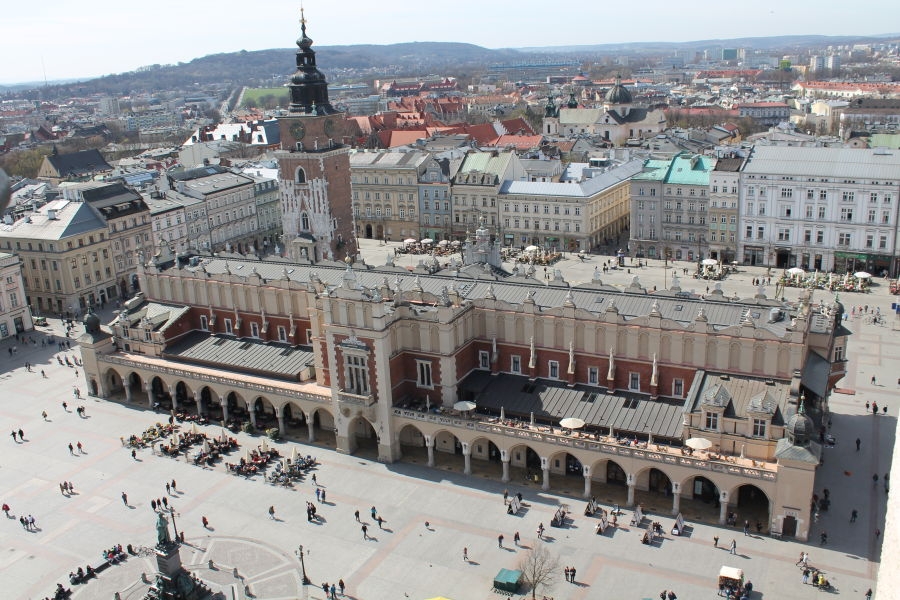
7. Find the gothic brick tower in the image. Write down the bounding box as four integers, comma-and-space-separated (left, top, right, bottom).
276, 8, 356, 263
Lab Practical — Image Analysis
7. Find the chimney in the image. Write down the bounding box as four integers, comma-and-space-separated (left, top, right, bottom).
47, 209, 57, 220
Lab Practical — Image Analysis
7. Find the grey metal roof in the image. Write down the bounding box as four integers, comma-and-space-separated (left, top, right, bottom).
500, 159, 643, 198
180, 258, 795, 337
743, 146, 900, 179
461, 372, 685, 439
0, 200, 106, 241
691, 373, 788, 425
164, 332, 314, 380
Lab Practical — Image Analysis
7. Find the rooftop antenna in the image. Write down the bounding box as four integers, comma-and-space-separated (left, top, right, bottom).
41, 55, 48, 87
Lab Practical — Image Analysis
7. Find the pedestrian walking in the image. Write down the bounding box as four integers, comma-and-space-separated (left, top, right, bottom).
68, 442, 74, 455
503, 489, 509, 503
171, 479, 177, 492
565, 567, 570, 582
62, 401, 68, 412
802, 568, 810, 584
131, 449, 137, 460
729, 539, 736, 555
121, 492, 128, 505
743, 520, 750, 535
151, 499, 157, 511
865, 588, 873, 599
570, 566, 576, 583
311, 473, 317, 485
60, 482, 67, 495
872, 375, 876, 385
463, 547, 468, 561
315, 488, 321, 502
10, 430, 17, 443
202, 516, 209, 528
339, 579, 345, 595
713, 536, 719, 547
513, 531, 520, 546
321, 489, 326, 502
19, 516, 26, 529
361, 524, 368, 540
17, 428, 23, 441
498, 534, 504, 548
376, 515, 383, 529
268, 505, 275, 520
66, 482, 73, 494
1, 503, 9, 517
166, 482, 171, 495
76, 441, 83, 453
537, 522, 544, 539
330, 584, 337, 600
851, 509, 858, 523
162, 497, 168, 509
857, 438, 861, 451
354, 509, 360, 522
42, 411, 47, 420
370, 506, 377, 520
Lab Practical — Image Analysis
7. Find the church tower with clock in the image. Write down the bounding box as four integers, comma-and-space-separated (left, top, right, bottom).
276, 9, 356, 263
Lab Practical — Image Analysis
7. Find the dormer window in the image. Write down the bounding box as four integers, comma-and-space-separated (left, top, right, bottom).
704, 411, 719, 431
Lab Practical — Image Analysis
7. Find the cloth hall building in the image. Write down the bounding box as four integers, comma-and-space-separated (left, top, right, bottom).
79, 224, 846, 543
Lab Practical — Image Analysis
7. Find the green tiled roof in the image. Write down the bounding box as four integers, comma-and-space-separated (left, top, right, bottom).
632, 159, 670, 181
666, 154, 713, 186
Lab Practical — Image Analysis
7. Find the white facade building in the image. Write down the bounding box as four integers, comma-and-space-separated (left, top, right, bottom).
0, 252, 32, 338
738, 146, 900, 274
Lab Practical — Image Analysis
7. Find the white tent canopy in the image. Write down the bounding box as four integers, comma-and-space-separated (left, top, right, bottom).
854, 271, 872, 279
701, 258, 717, 266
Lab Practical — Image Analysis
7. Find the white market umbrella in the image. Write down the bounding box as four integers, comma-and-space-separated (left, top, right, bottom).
701, 258, 717, 267
245, 449, 253, 462
854, 271, 872, 279
685, 437, 713, 451
290, 446, 299, 463
524, 245, 539, 253
220, 428, 228, 443
437, 240, 449, 246
451, 240, 461, 246
530, 412, 535, 426
500, 406, 505, 420
202, 440, 210, 454
403, 238, 416, 244
420, 238, 434, 245
787, 267, 805, 276
261, 439, 269, 453
170, 436, 178, 446
191, 422, 199, 435
454, 400, 477, 411
560, 417, 586, 430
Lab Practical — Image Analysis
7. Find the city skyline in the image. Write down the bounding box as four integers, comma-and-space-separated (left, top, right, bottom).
1, 0, 899, 85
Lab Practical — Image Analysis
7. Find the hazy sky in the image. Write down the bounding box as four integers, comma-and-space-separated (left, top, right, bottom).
2, 0, 898, 84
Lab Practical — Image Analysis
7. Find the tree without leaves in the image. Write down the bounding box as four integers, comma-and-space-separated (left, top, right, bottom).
518, 542, 559, 600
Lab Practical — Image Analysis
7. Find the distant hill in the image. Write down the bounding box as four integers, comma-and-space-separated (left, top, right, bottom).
519, 33, 900, 53
30, 43, 532, 97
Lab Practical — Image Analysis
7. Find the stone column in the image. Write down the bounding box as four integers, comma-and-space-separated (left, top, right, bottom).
145, 383, 156, 409
124, 383, 133, 402
168, 386, 179, 412
719, 491, 729, 525
305, 412, 315, 443
247, 402, 257, 428
193, 390, 203, 416
276, 407, 285, 437
541, 456, 550, 491
462, 443, 472, 475
583, 465, 592, 499
626, 473, 636, 506
501, 450, 510, 483
219, 395, 229, 423
671, 482, 681, 515
424, 435, 435, 467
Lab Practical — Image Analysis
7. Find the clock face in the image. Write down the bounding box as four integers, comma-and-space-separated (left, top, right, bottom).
290, 121, 306, 141
323, 118, 335, 137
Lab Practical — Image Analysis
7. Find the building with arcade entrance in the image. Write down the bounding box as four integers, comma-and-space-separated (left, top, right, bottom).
79, 220, 847, 543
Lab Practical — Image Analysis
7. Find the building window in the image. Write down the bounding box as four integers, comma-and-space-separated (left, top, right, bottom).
673, 379, 684, 397
345, 354, 370, 395
752, 418, 767, 438
224, 319, 233, 334
200, 315, 208, 331
479, 350, 490, 369
629, 372, 640, 391
838, 233, 851, 246
705, 411, 719, 431
511, 355, 521, 374
417, 360, 433, 388
278, 326, 287, 342
834, 345, 845, 362
548, 360, 560, 379
250, 322, 260, 338
588, 367, 599, 385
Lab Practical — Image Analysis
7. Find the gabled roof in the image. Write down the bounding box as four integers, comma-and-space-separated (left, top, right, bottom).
45, 149, 111, 178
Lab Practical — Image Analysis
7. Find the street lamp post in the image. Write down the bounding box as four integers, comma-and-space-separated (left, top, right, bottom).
295, 545, 310, 585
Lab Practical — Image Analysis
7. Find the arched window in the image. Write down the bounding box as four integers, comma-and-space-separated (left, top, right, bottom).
295, 167, 306, 184
301, 213, 310, 231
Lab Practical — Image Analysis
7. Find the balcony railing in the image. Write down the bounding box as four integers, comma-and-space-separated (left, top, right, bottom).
391, 407, 776, 481
339, 390, 376, 407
